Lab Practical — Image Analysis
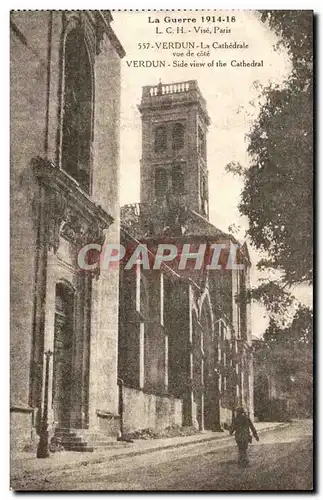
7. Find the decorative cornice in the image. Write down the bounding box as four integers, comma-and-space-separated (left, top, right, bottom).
10, 405, 35, 414
32, 157, 113, 259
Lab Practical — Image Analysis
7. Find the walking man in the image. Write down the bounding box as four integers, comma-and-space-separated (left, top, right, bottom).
230, 407, 259, 467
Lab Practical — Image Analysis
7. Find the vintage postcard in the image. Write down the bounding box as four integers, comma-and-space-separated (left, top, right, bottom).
10, 9, 313, 491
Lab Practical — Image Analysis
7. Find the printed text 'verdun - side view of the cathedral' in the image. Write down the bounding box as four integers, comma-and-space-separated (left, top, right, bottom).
10, 10, 253, 452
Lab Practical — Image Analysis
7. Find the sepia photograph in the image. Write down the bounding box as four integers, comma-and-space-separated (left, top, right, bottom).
10, 9, 313, 491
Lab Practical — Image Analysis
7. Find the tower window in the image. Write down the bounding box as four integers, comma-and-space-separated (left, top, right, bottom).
155, 168, 168, 198
198, 125, 206, 159
201, 174, 207, 199
154, 126, 167, 153
172, 123, 185, 150
172, 164, 185, 195
62, 29, 93, 194
201, 173, 208, 216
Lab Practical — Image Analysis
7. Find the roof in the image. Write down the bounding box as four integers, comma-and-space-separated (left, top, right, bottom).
120, 204, 251, 267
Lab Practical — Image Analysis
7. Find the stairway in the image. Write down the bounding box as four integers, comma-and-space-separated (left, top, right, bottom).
54, 428, 93, 452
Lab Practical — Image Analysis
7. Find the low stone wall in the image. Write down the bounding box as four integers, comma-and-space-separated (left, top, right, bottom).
10, 407, 36, 450
123, 386, 183, 433
220, 406, 233, 428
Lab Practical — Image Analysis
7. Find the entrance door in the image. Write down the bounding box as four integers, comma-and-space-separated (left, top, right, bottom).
52, 283, 74, 428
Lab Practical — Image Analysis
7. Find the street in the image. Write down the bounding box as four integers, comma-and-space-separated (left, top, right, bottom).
12, 420, 313, 491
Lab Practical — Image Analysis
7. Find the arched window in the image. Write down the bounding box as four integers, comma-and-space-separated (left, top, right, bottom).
200, 173, 208, 216
198, 125, 206, 158
172, 123, 185, 150
62, 29, 93, 194
154, 125, 167, 153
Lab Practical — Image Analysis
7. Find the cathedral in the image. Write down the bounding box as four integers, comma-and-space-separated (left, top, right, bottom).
119, 80, 254, 433
10, 10, 253, 452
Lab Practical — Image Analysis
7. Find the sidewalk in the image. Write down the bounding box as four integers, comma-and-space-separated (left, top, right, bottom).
11, 421, 288, 479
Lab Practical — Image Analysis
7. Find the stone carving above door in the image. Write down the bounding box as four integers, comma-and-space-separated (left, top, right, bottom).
32, 156, 113, 259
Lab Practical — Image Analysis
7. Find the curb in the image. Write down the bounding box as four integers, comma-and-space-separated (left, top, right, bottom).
103, 422, 290, 462
11, 422, 290, 478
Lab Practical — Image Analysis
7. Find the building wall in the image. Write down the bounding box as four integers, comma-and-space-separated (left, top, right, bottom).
118, 250, 253, 434
219, 407, 233, 427
10, 11, 50, 447
88, 28, 122, 429
118, 260, 192, 432
123, 386, 182, 433
10, 11, 124, 448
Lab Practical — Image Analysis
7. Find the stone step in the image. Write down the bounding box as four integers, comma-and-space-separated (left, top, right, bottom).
54, 428, 93, 452
55, 433, 78, 440
60, 436, 84, 444
63, 442, 94, 452
55, 428, 78, 435
54, 428, 129, 452
92, 441, 131, 449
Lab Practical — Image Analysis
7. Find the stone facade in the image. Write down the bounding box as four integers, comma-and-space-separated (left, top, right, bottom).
119, 81, 254, 433
10, 10, 125, 450
11, 15, 255, 451
122, 387, 182, 434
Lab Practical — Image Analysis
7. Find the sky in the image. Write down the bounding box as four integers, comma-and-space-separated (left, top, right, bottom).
111, 10, 312, 337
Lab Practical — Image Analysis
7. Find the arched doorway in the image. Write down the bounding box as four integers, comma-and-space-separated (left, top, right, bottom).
52, 282, 75, 428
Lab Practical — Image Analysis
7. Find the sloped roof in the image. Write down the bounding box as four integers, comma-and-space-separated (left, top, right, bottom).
120, 203, 251, 266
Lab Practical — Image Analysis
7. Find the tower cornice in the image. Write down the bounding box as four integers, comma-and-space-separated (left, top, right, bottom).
138, 80, 211, 126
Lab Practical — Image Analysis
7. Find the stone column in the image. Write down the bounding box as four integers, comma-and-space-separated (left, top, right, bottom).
248, 352, 254, 420
87, 276, 100, 430
184, 284, 194, 426
231, 270, 239, 336
199, 321, 205, 431
160, 273, 169, 392
41, 248, 57, 430
139, 321, 145, 389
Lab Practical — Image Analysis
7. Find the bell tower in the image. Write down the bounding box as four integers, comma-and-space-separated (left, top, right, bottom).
138, 80, 211, 219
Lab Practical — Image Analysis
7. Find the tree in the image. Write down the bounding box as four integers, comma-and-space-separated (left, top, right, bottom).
226, 11, 313, 292
257, 305, 313, 416
248, 280, 294, 315
263, 304, 313, 346
289, 303, 313, 345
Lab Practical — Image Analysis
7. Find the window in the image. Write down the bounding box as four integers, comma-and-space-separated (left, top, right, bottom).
172, 123, 185, 150
155, 168, 168, 198
154, 126, 167, 153
201, 174, 207, 199
172, 164, 185, 195
62, 29, 93, 194
200, 173, 208, 215
198, 125, 206, 158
